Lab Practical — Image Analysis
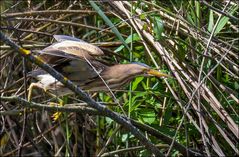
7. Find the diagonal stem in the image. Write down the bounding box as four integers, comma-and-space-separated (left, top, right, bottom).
0, 31, 163, 156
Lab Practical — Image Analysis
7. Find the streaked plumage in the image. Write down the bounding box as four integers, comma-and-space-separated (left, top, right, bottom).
30, 35, 169, 95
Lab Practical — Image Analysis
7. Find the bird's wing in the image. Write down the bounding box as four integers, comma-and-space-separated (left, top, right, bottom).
53, 35, 87, 43
29, 59, 105, 83
32, 36, 106, 82
36, 35, 104, 61
39, 40, 103, 59
54, 59, 106, 82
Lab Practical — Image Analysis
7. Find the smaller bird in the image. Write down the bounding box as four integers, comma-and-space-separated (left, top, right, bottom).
28, 35, 169, 99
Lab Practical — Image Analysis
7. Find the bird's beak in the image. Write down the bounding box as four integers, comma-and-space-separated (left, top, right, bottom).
146, 69, 170, 78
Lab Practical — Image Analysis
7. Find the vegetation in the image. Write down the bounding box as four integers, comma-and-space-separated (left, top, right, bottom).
0, 0, 238, 156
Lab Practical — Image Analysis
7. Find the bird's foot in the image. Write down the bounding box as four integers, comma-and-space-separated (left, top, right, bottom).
48, 99, 64, 121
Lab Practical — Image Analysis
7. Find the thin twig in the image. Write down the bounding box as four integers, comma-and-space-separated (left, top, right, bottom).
0, 32, 163, 156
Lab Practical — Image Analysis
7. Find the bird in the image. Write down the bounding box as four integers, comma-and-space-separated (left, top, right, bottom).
28, 35, 169, 100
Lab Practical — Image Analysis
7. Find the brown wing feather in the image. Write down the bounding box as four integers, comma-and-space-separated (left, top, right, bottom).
37, 38, 104, 62
40, 40, 104, 58
33, 37, 107, 85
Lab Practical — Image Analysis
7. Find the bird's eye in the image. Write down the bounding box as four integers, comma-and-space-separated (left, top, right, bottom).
143, 68, 149, 73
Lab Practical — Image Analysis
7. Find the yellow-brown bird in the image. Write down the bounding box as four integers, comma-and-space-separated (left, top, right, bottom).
28, 35, 169, 98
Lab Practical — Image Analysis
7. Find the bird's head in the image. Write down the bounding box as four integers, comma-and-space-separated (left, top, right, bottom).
129, 62, 170, 78
101, 62, 170, 86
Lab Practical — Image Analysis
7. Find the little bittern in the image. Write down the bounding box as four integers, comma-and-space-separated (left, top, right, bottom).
28, 35, 169, 98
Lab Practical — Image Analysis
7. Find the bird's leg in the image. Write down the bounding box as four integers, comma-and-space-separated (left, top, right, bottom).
27, 83, 63, 104
28, 82, 44, 101
28, 82, 64, 121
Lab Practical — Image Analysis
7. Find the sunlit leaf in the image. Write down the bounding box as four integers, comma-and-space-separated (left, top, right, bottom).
214, 5, 238, 35
132, 76, 144, 90
114, 33, 140, 52
138, 108, 156, 124
152, 15, 164, 40
208, 9, 214, 32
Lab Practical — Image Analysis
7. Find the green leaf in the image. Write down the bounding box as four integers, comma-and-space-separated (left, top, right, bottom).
89, 1, 130, 51
140, 13, 146, 20
121, 134, 128, 142
216, 65, 221, 82
129, 101, 141, 112
172, 151, 180, 157
152, 16, 164, 40
140, 149, 150, 157
99, 93, 111, 102
138, 108, 156, 124
114, 33, 140, 52
187, 12, 194, 25
134, 45, 143, 51
62, 96, 68, 104
195, 0, 200, 27
177, 42, 186, 61
187, 2, 197, 26
234, 82, 239, 90
121, 134, 133, 142
214, 5, 238, 35
208, 9, 214, 32
132, 76, 144, 90
105, 117, 113, 125
129, 92, 146, 112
